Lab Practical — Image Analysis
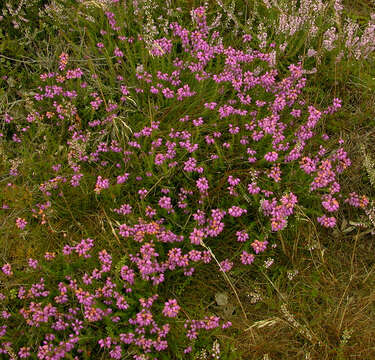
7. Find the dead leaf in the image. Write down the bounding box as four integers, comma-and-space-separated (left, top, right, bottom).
215, 292, 228, 306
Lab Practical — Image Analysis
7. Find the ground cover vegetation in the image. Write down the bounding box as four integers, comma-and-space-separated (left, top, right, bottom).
0, 0, 375, 359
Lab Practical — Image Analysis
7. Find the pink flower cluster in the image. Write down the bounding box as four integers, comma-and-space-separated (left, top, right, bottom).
162, 299, 180, 318
184, 316, 232, 341
58, 52, 68, 71
16, 217, 27, 230
94, 176, 110, 194
317, 215, 336, 228
62, 238, 94, 258
251, 240, 269, 254
345, 192, 369, 209
1, 264, 12, 276
150, 38, 173, 57
261, 193, 298, 231
196, 177, 209, 197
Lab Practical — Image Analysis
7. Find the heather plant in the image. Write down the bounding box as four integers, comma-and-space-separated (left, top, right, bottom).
2, 3, 367, 261
216, 0, 375, 126
0, 1, 41, 32
0, 236, 233, 359
1, 0, 375, 359
229, 0, 375, 64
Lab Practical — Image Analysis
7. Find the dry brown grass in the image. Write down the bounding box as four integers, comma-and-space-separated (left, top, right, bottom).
186, 219, 375, 359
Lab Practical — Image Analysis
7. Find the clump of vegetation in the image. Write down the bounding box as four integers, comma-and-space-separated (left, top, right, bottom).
1, 0, 375, 359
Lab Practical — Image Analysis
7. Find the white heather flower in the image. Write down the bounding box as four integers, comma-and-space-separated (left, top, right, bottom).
264, 257, 274, 268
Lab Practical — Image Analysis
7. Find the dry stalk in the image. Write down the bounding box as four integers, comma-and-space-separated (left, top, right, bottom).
280, 303, 317, 344
200, 240, 247, 320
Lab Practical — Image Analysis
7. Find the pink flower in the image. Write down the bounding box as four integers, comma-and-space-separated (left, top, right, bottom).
243, 34, 252, 42
204, 102, 217, 110
222, 321, 232, 329
345, 192, 369, 208
317, 215, 336, 228
18, 347, 31, 358
16, 217, 27, 230
162, 87, 174, 98
1, 264, 12, 276
163, 299, 180, 318
52, 163, 61, 172
116, 173, 129, 184
110, 345, 122, 359
98, 337, 112, 349
251, 240, 268, 254
264, 151, 278, 162
321, 195, 340, 212
28, 258, 38, 269
138, 188, 148, 199
189, 228, 205, 245
228, 206, 247, 217
241, 251, 255, 265
145, 206, 156, 218
114, 47, 123, 57
150, 38, 173, 56
66, 68, 83, 79
158, 196, 174, 213
114, 204, 132, 215
219, 259, 233, 272
248, 182, 260, 194
94, 176, 109, 194
270, 217, 288, 231
228, 176, 240, 186
58, 52, 69, 71
196, 177, 209, 196
120, 265, 135, 284
44, 252, 56, 261
236, 230, 249, 242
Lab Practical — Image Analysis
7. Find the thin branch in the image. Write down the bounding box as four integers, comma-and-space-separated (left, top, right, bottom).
200, 239, 248, 320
